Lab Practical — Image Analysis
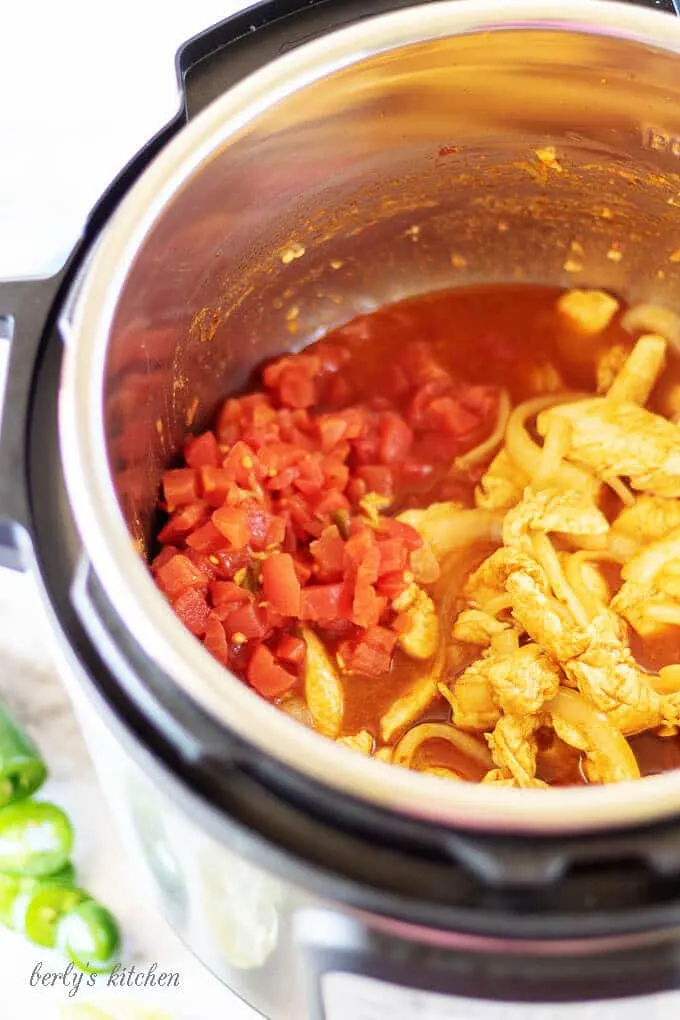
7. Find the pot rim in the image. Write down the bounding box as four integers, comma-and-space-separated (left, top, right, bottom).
58, 0, 680, 835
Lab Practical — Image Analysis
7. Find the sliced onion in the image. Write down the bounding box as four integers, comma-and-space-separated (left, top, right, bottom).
546, 688, 640, 782
454, 390, 511, 472
393, 722, 494, 771
621, 304, 680, 351
505, 393, 597, 493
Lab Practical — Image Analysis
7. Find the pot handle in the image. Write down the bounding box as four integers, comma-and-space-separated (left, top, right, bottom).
0, 272, 67, 571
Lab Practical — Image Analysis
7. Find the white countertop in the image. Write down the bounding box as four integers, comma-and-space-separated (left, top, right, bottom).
4, 2, 680, 1018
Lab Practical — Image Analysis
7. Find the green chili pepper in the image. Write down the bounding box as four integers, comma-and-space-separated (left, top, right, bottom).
0, 800, 72, 876
332, 508, 351, 540
57, 900, 121, 973
13, 883, 90, 947
0, 858, 77, 928
0, 704, 47, 808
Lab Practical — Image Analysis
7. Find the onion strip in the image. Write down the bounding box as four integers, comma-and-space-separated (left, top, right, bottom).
393, 722, 494, 771
454, 390, 511, 471
546, 688, 640, 782
505, 393, 597, 493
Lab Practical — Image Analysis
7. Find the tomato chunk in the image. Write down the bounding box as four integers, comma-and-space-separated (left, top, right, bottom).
339, 626, 397, 677
185, 431, 220, 468
204, 613, 229, 665
173, 587, 210, 636
247, 645, 297, 698
212, 506, 250, 549
261, 553, 301, 616
163, 469, 200, 511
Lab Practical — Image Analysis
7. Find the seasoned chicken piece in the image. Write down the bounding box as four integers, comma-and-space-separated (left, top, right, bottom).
621, 526, 680, 585
392, 583, 439, 659
596, 343, 629, 395
548, 687, 640, 783
487, 643, 562, 716
464, 547, 548, 609
501, 487, 609, 548
612, 580, 680, 637
397, 503, 504, 560
486, 714, 541, 788
474, 449, 528, 512
536, 398, 680, 497
375, 747, 393, 763
612, 495, 680, 545
453, 609, 510, 647
481, 768, 519, 786
564, 614, 664, 735
506, 570, 589, 661
557, 289, 619, 334
302, 627, 344, 738
605, 334, 667, 406
408, 539, 441, 585
438, 665, 501, 732
336, 730, 374, 755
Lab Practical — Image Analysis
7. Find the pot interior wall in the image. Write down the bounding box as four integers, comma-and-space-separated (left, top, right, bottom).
102, 24, 680, 553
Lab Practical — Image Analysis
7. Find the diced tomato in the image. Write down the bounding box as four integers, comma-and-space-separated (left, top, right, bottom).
247, 645, 297, 698
155, 554, 206, 599
265, 515, 286, 548
162, 469, 200, 511
356, 465, 393, 496
352, 548, 384, 629
173, 587, 210, 636
222, 441, 262, 486
376, 517, 423, 550
300, 583, 350, 621
378, 413, 413, 465
210, 580, 250, 608
245, 506, 274, 551
185, 431, 220, 468
212, 547, 250, 579
212, 505, 250, 549
199, 467, 232, 507
261, 553, 301, 616
151, 545, 179, 570
275, 633, 306, 666
376, 571, 410, 599
392, 611, 413, 635
344, 524, 375, 569
279, 367, 317, 408
157, 503, 209, 544
310, 526, 345, 580
186, 521, 225, 554
184, 550, 219, 581
204, 613, 229, 665
376, 538, 408, 576
338, 626, 397, 677
400, 341, 450, 388
223, 602, 271, 641
313, 489, 350, 518
460, 384, 499, 420
427, 396, 481, 437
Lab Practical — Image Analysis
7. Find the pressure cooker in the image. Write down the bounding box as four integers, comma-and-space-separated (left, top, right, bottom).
4, 0, 680, 1016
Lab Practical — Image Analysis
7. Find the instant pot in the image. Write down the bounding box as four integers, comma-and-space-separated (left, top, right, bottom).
4, 1, 680, 1016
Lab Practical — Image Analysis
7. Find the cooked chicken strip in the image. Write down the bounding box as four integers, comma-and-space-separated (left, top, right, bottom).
536, 398, 680, 498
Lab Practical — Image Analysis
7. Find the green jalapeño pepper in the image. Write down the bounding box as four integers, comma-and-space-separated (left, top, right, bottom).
0, 704, 47, 807
0, 800, 72, 876
58, 900, 121, 973
0, 860, 76, 928
13, 883, 90, 947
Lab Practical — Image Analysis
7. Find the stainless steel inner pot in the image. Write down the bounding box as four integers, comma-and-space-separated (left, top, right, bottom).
59, 0, 680, 835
